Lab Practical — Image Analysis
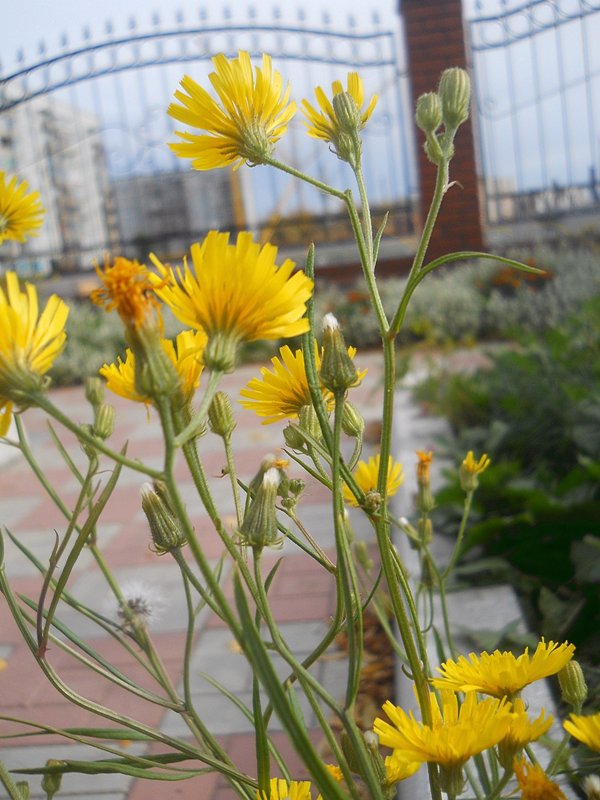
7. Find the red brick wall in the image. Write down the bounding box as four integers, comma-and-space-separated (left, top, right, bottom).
402, 0, 484, 259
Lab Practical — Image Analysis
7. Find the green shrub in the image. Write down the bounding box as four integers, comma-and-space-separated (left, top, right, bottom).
417, 299, 600, 696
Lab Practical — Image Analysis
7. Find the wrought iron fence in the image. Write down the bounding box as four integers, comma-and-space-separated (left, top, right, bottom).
467, 0, 600, 225
0, 8, 417, 276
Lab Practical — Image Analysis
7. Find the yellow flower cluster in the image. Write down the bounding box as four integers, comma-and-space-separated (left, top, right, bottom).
0, 272, 68, 435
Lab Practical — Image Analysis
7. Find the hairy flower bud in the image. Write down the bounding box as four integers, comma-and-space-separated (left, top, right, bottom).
238, 468, 283, 550
203, 331, 238, 373
85, 376, 105, 409
416, 92, 443, 135
320, 314, 358, 393
141, 483, 186, 554
298, 404, 322, 442
558, 660, 588, 710
93, 403, 115, 440
208, 391, 236, 438
283, 423, 306, 450
15, 782, 30, 800
342, 400, 364, 438
41, 762, 64, 800
438, 67, 471, 131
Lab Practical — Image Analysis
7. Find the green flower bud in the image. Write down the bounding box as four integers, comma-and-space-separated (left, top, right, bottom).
93, 403, 115, 440
439, 763, 465, 799
438, 67, 471, 131
333, 91, 362, 136
283, 423, 306, 450
415, 92, 443, 134
238, 468, 283, 550
85, 376, 105, 409
141, 483, 186, 554
558, 660, 588, 709
288, 478, 305, 497
342, 400, 364, 438
41, 762, 64, 800
248, 454, 289, 496
418, 517, 433, 545
208, 391, 236, 438
320, 314, 358, 393
129, 323, 181, 400
298, 404, 323, 442
363, 489, 382, 513
354, 540, 374, 572
424, 134, 444, 166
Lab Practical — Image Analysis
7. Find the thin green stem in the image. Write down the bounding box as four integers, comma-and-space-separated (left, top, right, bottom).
223, 435, 244, 528
443, 490, 474, 579
389, 158, 450, 337
263, 156, 347, 202
0, 757, 26, 800
32, 393, 162, 479
173, 369, 223, 447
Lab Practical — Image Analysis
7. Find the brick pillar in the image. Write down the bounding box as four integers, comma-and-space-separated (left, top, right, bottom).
402, 0, 484, 259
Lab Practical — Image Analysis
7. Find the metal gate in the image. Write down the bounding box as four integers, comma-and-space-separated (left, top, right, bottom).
0, 8, 416, 275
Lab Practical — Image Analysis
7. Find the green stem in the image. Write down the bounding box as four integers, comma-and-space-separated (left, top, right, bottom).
32, 394, 162, 479
443, 490, 474, 579
389, 158, 449, 337
173, 369, 223, 447
0, 757, 26, 800
263, 156, 347, 202
223, 434, 244, 528
485, 768, 512, 800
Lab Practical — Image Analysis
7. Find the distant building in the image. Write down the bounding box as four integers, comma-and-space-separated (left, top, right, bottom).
0, 88, 113, 275
111, 168, 242, 262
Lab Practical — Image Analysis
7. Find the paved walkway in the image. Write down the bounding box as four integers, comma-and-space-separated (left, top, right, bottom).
1, 349, 414, 800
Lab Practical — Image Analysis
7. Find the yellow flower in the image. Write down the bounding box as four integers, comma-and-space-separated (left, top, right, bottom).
91, 256, 162, 332
461, 451, 491, 475
564, 710, 600, 752
0, 272, 68, 434
384, 751, 422, 784
416, 449, 433, 482
100, 330, 206, 405
343, 453, 404, 508
150, 231, 313, 371
374, 691, 512, 770
0, 172, 45, 244
168, 51, 296, 170
256, 778, 318, 800
497, 699, 553, 766
431, 640, 575, 699
324, 764, 343, 783
239, 342, 364, 424
302, 72, 377, 150
513, 758, 567, 800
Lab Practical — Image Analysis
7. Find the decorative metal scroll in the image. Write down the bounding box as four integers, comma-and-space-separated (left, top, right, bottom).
468, 0, 600, 226
0, 9, 416, 276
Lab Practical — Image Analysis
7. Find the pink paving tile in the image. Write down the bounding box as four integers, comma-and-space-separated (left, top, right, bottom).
129, 770, 221, 800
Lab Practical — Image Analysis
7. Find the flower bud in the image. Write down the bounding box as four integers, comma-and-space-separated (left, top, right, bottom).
418, 517, 433, 545
283, 423, 306, 450
438, 67, 471, 131
558, 660, 588, 710
342, 400, 364, 438
354, 540, 374, 572
85, 376, 105, 409
424, 135, 444, 166
208, 391, 236, 438
93, 403, 115, 440
459, 451, 490, 492
438, 763, 465, 799
416, 92, 442, 134
248, 454, 289, 496
41, 762, 64, 800
298, 404, 322, 442
333, 91, 362, 136
238, 468, 283, 550
141, 483, 186, 554
320, 314, 358, 393
363, 489, 383, 513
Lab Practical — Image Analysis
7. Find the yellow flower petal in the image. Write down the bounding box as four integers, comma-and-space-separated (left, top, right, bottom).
513, 758, 567, 800
374, 691, 512, 769
150, 231, 313, 344
0, 172, 45, 244
343, 453, 404, 507
564, 710, 600, 752
169, 51, 296, 170
0, 272, 68, 421
431, 639, 575, 698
